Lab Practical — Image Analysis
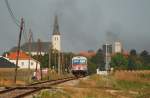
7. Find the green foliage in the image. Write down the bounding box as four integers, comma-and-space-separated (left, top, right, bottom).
32, 52, 75, 71
40, 54, 49, 68
140, 50, 150, 68
110, 53, 128, 70
128, 57, 142, 70
128, 50, 150, 70
90, 48, 105, 71
115, 80, 150, 90
34, 90, 71, 98
90, 49, 104, 65
130, 49, 137, 56
87, 59, 97, 74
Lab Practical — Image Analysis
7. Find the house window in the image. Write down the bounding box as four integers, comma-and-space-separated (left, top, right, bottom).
21, 62, 24, 66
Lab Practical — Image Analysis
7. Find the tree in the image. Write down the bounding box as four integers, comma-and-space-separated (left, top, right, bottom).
110, 53, 128, 70
41, 54, 49, 68
90, 48, 105, 70
87, 59, 97, 74
130, 49, 137, 56
128, 49, 144, 70
140, 50, 150, 65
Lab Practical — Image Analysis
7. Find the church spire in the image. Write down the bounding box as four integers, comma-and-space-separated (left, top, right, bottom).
53, 15, 60, 35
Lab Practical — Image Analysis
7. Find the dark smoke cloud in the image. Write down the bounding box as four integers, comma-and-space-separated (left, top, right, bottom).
106, 22, 122, 42
0, 0, 150, 54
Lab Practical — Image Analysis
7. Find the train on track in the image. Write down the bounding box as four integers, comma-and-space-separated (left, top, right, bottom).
71, 56, 88, 77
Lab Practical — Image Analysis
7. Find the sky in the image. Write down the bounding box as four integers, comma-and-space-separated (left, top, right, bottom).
0, 0, 150, 55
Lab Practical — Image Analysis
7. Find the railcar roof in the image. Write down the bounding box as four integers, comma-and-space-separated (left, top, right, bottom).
72, 56, 87, 60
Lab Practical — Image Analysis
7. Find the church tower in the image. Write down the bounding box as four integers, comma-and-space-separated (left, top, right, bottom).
52, 15, 61, 52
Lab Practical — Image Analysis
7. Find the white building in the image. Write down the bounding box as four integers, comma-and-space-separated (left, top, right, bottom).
6, 51, 40, 69
114, 41, 122, 53
52, 15, 61, 52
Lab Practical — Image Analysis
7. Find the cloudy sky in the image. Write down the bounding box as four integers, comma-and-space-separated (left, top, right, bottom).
0, 0, 150, 54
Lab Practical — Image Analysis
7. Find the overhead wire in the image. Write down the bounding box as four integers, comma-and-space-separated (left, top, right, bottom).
4, 0, 20, 27
5, 0, 29, 44
22, 20, 28, 43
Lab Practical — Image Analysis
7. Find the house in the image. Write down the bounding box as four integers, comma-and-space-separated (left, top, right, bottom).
6, 51, 40, 69
0, 56, 15, 68
10, 42, 51, 56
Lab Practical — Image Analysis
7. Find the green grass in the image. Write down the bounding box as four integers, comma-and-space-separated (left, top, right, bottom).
0, 68, 73, 86
34, 72, 150, 98
139, 73, 150, 79
33, 89, 71, 98
114, 80, 150, 90
136, 92, 150, 98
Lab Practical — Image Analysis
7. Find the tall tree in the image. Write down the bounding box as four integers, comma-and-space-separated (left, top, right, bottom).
90, 48, 105, 70
110, 53, 128, 70
128, 49, 143, 70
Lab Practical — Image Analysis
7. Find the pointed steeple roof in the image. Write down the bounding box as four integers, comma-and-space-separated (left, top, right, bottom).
53, 15, 60, 35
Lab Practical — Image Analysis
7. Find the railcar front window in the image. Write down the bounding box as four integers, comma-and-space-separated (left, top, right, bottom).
72, 59, 86, 65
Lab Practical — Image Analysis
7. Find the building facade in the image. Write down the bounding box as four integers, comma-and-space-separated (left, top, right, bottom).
114, 41, 122, 53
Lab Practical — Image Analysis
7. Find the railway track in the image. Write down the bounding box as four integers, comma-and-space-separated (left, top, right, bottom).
0, 77, 77, 98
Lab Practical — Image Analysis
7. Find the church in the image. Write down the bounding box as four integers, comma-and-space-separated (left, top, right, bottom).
9, 15, 61, 56
51, 15, 61, 52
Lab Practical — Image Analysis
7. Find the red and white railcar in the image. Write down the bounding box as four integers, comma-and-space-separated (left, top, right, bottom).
71, 56, 88, 76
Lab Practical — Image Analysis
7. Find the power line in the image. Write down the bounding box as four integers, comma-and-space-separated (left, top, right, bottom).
5, 0, 30, 44
4, 0, 20, 27
22, 21, 28, 43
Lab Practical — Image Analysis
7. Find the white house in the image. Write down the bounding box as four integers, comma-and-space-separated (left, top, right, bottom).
6, 51, 40, 69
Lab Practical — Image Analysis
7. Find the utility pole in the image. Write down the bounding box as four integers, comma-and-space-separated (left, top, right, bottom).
35, 39, 39, 72
28, 29, 32, 70
65, 55, 68, 72
35, 39, 42, 80
48, 43, 52, 69
61, 52, 64, 73
14, 18, 24, 84
38, 39, 43, 81
48, 43, 52, 80
54, 50, 56, 71
58, 51, 61, 75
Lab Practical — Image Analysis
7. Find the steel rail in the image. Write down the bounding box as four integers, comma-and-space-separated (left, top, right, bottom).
0, 76, 76, 98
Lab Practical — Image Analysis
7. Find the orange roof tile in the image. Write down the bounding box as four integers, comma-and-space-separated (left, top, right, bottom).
8, 51, 31, 60
79, 51, 96, 58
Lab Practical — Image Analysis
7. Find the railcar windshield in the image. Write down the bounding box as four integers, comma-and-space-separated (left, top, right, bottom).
72, 59, 87, 65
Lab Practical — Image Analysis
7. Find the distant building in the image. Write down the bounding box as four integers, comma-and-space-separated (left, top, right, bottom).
0, 56, 15, 68
52, 15, 61, 52
102, 44, 112, 54
10, 42, 50, 56
114, 41, 122, 53
102, 44, 112, 70
6, 51, 40, 69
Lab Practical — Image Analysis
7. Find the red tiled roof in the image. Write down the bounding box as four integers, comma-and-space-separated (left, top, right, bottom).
7, 51, 31, 60
79, 51, 96, 58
